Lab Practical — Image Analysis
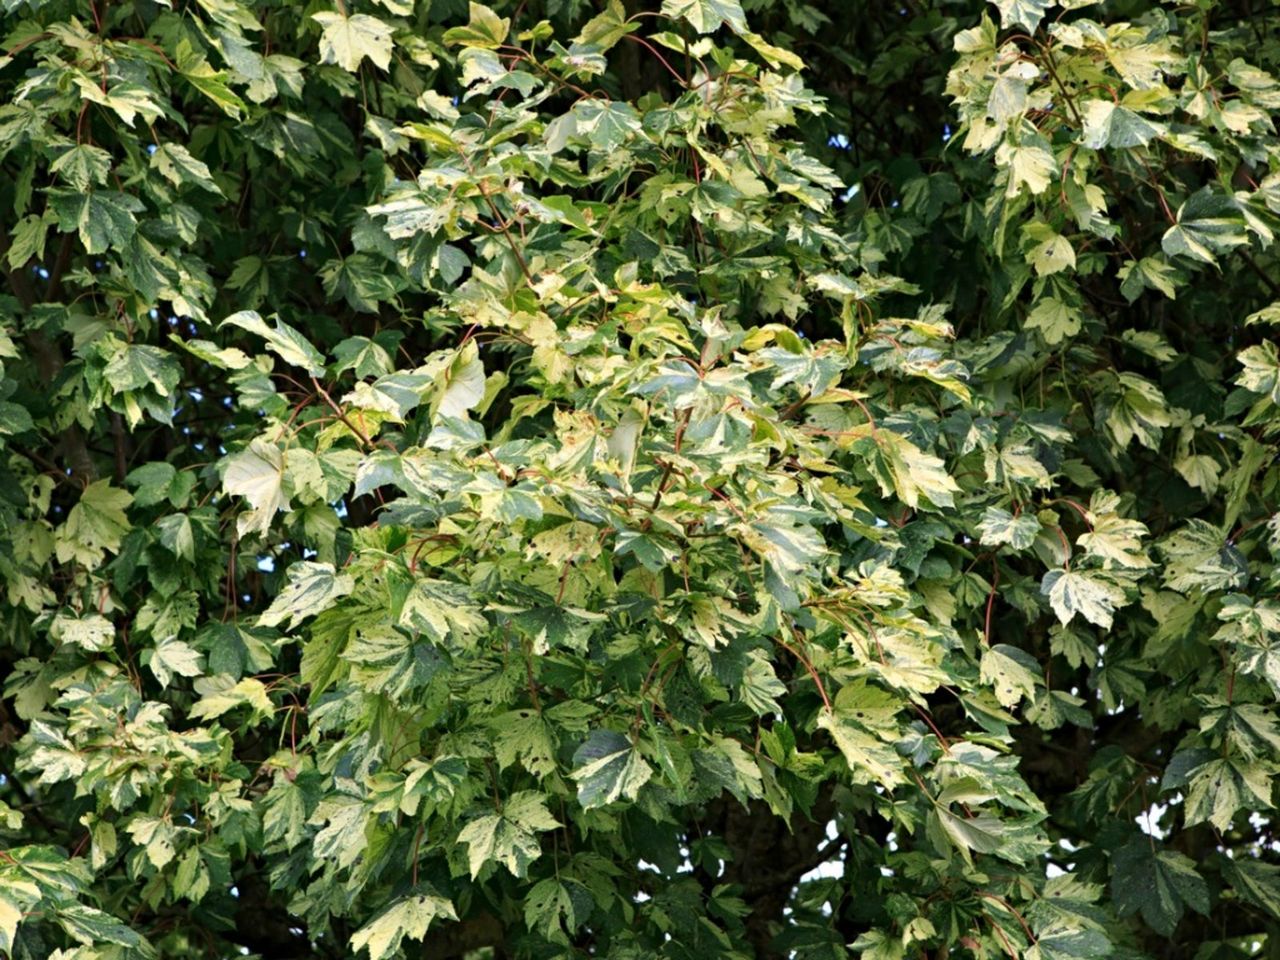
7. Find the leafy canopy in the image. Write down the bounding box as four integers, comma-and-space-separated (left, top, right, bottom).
2, 0, 1280, 959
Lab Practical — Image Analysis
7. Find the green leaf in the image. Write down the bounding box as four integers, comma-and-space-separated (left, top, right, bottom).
1024, 224, 1077, 277
817, 709, 906, 789
696, 736, 765, 804
313, 11, 394, 72
524, 877, 592, 944
1183, 757, 1268, 832
56, 903, 153, 953
1237, 340, 1280, 403
1041, 569, 1126, 629
660, 0, 747, 34
400, 756, 468, 816
5, 213, 51, 269
1221, 702, 1280, 762
1246, 301, 1280, 326
189, 676, 274, 722
1111, 841, 1209, 936
101, 341, 182, 425
103, 343, 181, 398
877, 431, 960, 509
491, 710, 556, 777
178, 47, 247, 118
1160, 520, 1246, 593
1224, 858, 1280, 920
333, 336, 394, 379
156, 513, 195, 561
147, 637, 204, 687
371, 0, 414, 14
1121, 330, 1177, 362
933, 806, 1006, 860
55, 480, 133, 567
456, 791, 559, 878
50, 612, 115, 652
851, 930, 906, 960
980, 643, 1041, 708
174, 337, 253, 371
989, 0, 1053, 32
0, 891, 23, 955
572, 100, 642, 152
1119, 257, 1181, 302
0, 400, 35, 436
151, 143, 223, 194
746, 517, 827, 576
978, 506, 1041, 549
1077, 513, 1150, 568
399, 578, 488, 644
8, 3, 1280, 956
1026, 298, 1082, 344
259, 562, 355, 630
223, 439, 288, 537
1080, 100, 1162, 149
434, 343, 486, 421
125, 814, 181, 868
1027, 920, 1112, 960
999, 133, 1057, 197
571, 0, 633, 51
988, 74, 1029, 125
49, 143, 112, 191
74, 77, 164, 126
739, 30, 803, 70
570, 729, 653, 808
739, 651, 787, 715
1162, 189, 1249, 265
1105, 373, 1172, 450
350, 892, 458, 960
47, 189, 143, 254
443, 3, 510, 47
221, 310, 327, 375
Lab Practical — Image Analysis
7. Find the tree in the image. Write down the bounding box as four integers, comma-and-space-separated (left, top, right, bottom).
1, 0, 1280, 957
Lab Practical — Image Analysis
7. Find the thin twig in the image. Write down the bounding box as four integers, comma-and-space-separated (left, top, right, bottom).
778, 627, 832, 712
468, 163, 534, 286
310, 377, 372, 449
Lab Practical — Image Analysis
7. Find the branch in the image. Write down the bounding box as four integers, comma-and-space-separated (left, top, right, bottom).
310, 377, 373, 449
1238, 248, 1280, 299
44, 232, 75, 302
0, 234, 98, 482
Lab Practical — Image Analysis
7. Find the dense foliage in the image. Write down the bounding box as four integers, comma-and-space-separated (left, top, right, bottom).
3, 0, 1280, 958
